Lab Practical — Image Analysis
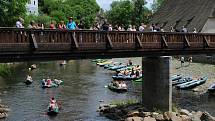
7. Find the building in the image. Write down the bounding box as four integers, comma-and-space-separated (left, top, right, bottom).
151, 0, 215, 33
26, 0, 39, 15
150, 0, 215, 63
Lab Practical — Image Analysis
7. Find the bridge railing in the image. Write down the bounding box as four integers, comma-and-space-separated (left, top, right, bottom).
0, 28, 215, 53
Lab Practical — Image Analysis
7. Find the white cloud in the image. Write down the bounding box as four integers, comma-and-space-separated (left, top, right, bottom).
96, 0, 154, 10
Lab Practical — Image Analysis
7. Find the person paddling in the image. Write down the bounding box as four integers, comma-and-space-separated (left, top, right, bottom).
46, 78, 52, 86
26, 75, 32, 81
49, 97, 57, 111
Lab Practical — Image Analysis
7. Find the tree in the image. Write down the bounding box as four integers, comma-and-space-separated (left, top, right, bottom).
132, 0, 146, 25
0, 0, 27, 27
151, 0, 165, 12
40, 0, 100, 29
106, 0, 151, 27
106, 0, 134, 27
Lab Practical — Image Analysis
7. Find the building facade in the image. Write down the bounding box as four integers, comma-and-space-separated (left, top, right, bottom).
26, 0, 39, 15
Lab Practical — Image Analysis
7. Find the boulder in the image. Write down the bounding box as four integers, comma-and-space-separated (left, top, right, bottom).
180, 115, 192, 121
0, 108, 10, 113
0, 104, 8, 108
163, 112, 171, 120
191, 111, 202, 121
180, 109, 192, 116
127, 111, 140, 117
125, 117, 144, 121
155, 114, 164, 121
169, 112, 182, 121
152, 112, 159, 117
0, 112, 7, 119
200, 112, 215, 121
142, 112, 151, 117
143, 117, 156, 121
98, 104, 117, 113
192, 88, 200, 92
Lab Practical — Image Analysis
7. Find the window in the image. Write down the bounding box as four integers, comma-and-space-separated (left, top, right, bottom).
28, 0, 31, 4
34, 1, 36, 5
29, 11, 31, 13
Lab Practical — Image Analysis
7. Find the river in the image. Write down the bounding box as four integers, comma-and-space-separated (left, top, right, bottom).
0, 58, 214, 121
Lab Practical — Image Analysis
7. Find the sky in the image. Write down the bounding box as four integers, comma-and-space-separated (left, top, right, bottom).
96, 0, 154, 10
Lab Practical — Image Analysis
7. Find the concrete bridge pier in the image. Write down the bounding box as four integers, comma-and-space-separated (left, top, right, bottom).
142, 56, 172, 112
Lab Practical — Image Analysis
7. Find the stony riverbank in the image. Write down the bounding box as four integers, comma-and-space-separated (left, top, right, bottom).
98, 103, 215, 121
0, 100, 9, 119
171, 59, 215, 93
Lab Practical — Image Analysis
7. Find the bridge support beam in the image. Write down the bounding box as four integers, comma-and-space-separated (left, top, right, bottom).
142, 56, 172, 112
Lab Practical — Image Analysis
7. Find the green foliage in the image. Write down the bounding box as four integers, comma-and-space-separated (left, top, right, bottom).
0, 0, 27, 27
106, 0, 134, 27
0, 64, 13, 78
106, 0, 151, 27
172, 103, 181, 113
39, 0, 100, 28
132, 0, 146, 25
111, 99, 139, 106
151, 0, 165, 12
24, 14, 52, 28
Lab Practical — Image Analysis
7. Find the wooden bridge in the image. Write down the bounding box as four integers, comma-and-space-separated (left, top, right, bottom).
0, 27, 215, 62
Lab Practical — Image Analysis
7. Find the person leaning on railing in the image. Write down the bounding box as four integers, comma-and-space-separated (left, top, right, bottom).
66, 17, 77, 30
16, 17, 24, 28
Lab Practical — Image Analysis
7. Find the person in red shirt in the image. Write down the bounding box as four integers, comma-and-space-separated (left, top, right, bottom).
47, 79, 52, 85
58, 21, 66, 29
50, 22, 56, 29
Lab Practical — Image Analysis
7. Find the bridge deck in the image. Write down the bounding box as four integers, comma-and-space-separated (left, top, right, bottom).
0, 28, 215, 62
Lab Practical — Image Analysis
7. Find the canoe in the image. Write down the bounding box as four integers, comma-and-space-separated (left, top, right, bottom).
172, 77, 192, 86
176, 76, 208, 90
171, 74, 182, 81
104, 64, 114, 69
208, 83, 215, 93
47, 104, 59, 115
42, 80, 58, 88
133, 78, 143, 82
116, 65, 136, 71
108, 65, 127, 71
112, 74, 142, 80
92, 59, 106, 63
104, 62, 119, 69
42, 84, 58, 88
108, 83, 127, 92
53, 79, 64, 85
97, 61, 113, 67
24, 79, 33, 85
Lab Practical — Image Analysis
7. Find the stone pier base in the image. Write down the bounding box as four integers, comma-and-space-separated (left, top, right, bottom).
142, 56, 172, 112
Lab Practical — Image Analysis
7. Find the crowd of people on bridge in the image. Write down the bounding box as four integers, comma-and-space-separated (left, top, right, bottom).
16, 17, 198, 33
16, 17, 83, 30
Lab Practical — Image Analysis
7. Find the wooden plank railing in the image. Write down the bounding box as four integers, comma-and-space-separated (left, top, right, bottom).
0, 27, 215, 54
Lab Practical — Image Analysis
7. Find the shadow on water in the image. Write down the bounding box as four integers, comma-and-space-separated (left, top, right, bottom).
0, 59, 214, 120
0, 60, 138, 121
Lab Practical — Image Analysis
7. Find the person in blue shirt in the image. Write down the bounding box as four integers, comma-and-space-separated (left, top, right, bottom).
66, 17, 76, 30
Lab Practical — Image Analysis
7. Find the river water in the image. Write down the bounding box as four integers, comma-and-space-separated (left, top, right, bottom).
0, 58, 214, 121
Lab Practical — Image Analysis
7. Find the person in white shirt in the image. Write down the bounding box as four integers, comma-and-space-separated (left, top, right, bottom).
127, 25, 133, 31
16, 17, 24, 28
139, 23, 145, 32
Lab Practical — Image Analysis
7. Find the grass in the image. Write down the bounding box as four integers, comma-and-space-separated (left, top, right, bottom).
110, 99, 139, 106
0, 64, 13, 78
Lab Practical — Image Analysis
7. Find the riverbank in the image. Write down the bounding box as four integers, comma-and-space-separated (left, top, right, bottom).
171, 58, 215, 93
98, 103, 215, 121
0, 100, 9, 119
